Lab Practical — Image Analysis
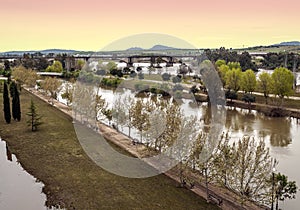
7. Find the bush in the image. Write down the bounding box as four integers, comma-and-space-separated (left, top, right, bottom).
173, 84, 184, 92
162, 73, 171, 81
130, 71, 137, 78
96, 69, 106, 76
138, 73, 144, 80
172, 76, 182, 83
225, 90, 238, 101
242, 93, 256, 104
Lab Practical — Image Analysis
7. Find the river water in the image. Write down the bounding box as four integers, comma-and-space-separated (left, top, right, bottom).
67, 86, 300, 209
2, 81, 298, 209
0, 139, 47, 210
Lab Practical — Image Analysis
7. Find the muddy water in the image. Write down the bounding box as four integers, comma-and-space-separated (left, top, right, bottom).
96, 88, 300, 209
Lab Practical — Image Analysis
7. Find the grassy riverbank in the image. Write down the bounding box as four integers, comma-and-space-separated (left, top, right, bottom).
0, 90, 218, 210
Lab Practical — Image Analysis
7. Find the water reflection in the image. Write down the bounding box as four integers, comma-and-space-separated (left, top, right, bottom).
6, 144, 12, 161
222, 107, 292, 147
0, 139, 47, 210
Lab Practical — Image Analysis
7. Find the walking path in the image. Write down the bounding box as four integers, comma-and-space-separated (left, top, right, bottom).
25, 87, 268, 210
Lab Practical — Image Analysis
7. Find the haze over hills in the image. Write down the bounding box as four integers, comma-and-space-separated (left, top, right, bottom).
1, 41, 300, 55
273, 41, 300, 46
0, 49, 80, 55
126, 45, 177, 51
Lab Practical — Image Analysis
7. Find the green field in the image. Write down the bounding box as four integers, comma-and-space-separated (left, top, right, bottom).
0, 90, 219, 210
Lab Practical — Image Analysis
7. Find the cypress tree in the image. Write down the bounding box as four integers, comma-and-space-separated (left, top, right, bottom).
3, 82, 11, 124
10, 82, 21, 121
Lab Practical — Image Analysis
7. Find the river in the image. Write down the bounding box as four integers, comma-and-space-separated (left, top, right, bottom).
0, 138, 47, 210
63, 85, 300, 210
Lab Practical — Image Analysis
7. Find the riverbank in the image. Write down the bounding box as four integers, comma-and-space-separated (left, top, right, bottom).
0, 89, 219, 210
26, 87, 268, 210
194, 92, 300, 119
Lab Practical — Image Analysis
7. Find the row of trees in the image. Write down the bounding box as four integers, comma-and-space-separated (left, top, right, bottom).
66, 75, 298, 208
216, 60, 294, 105
205, 48, 257, 71
261, 52, 299, 70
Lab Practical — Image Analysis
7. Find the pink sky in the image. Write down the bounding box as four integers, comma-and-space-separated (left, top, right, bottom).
1, 0, 300, 51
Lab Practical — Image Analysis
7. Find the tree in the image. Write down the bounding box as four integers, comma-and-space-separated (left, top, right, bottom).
129, 71, 137, 78
41, 77, 62, 105
228, 136, 273, 203
10, 81, 21, 121
272, 67, 294, 106
274, 173, 297, 210
112, 95, 126, 130
12, 66, 39, 89
76, 60, 85, 70
217, 64, 230, 87
138, 72, 144, 80
106, 61, 117, 72
258, 72, 273, 104
46, 60, 63, 73
215, 59, 226, 68
241, 69, 256, 94
161, 73, 171, 81
61, 81, 74, 107
172, 76, 182, 83
131, 99, 153, 142
3, 82, 11, 123
26, 99, 42, 131
225, 68, 242, 92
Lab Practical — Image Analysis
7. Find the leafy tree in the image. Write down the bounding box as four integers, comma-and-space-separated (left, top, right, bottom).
26, 99, 42, 131
162, 72, 171, 81
228, 61, 241, 70
215, 59, 226, 68
12, 66, 39, 88
241, 69, 256, 94
46, 60, 63, 73
225, 68, 242, 92
76, 60, 85, 70
258, 72, 274, 104
3, 82, 11, 123
217, 64, 230, 87
41, 77, 62, 105
271, 67, 294, 106
274, 173, 297, 210
106, 61, 117, 72
131, 99, 153, 142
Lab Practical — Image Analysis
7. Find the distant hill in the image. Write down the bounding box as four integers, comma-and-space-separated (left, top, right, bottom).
126, 47, 144, 51
273, 41, 300, 46
126, 44, 177, 51
1, 49, 81, 55
149, 45, 177, 50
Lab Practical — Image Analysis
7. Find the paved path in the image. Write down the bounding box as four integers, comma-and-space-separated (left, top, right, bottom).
25, 87, 267, 210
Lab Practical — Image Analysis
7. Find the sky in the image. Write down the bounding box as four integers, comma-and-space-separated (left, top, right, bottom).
0, 0, 300, 51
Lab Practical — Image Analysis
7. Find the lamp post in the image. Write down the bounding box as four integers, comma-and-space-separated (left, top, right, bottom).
271, 167, 276, 210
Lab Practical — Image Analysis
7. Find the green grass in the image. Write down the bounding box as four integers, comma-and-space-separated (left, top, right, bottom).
0, 90, 219, 210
